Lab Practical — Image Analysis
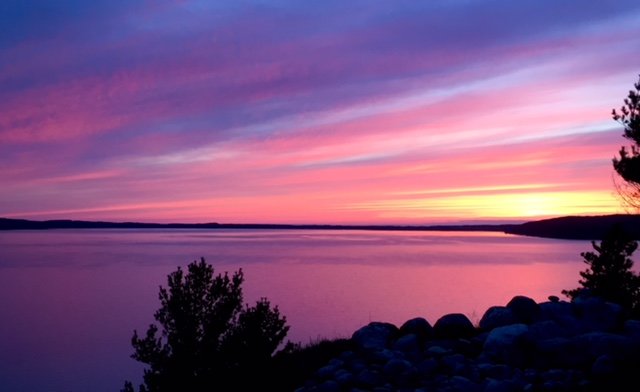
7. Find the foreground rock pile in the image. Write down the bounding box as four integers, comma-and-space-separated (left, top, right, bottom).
297, 295, 640, 391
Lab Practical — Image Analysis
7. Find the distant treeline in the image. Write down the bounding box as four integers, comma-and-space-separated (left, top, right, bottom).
504, 214, 640, 240
1, 215, 639, 240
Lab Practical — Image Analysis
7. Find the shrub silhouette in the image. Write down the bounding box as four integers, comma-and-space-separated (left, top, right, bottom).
122, 258, 289, 392
563, 225, 640, 314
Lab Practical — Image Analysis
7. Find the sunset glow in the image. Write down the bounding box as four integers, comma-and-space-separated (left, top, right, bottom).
2, 1, 639, 224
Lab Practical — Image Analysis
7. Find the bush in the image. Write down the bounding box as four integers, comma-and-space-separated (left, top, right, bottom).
563, 225, 640, 315
123, 258, 289, 392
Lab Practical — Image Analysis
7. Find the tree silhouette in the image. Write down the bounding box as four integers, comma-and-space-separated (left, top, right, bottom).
612, 74, 640, 209
123, 258, 289, 392
563, 225, 640, 314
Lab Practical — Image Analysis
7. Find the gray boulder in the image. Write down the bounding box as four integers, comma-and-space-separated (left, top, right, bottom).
434, 313, 476, 339
484, 379, 520, 392
382, 358, 414, 379
400, 317, 433, 340
623, 319, 640, 340
392, 333, 421, 353
446, 375, 481, 392
571, 296, 624, 332
533, 337, 585, 369
479, 306, 517, 331
527, 320, 568, 341
506, 296, 540, 324
352, 322, 399, 350
538, 301, 581, 334
572, 332, 636, 361
591, 354, 616, 379
482, 324, 530, 366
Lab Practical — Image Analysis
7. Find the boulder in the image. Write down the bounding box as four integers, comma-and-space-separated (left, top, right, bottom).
446, 375, 481, 392
315, 380, 340, 392
623, 319, 640, 340
482, 324, 530, 366
484, 379, 520, 392
527, 320, 568, 341
441, 353, 469, 376
392, 333, 421, 353
572, 332, 636, 361
571, 296, 624, 332
538, 301, 581, 334
352, 322, 399, 350
539, 300, 572, 321
506, 296, 540, 324
415, 358, 438, 376
355, 369, 382, 387
316, 360, 343, 379
533, 337, 585, 369
382, 358, 414, 380
400, 317, 433, 340
479, 306, 517, 331
591, 354, 616, 379
477, 363, 512, 380
434, 313, 476, 339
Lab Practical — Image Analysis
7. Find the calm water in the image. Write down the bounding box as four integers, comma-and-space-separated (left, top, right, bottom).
0, 229, 592, 392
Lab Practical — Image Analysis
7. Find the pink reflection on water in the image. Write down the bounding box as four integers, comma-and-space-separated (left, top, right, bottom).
241, 256, 582, 343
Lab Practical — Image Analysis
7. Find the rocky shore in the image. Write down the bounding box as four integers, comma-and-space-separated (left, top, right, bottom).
297, 294, 640, 391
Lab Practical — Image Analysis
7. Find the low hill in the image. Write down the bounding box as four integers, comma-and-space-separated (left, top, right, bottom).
504, 214, 640, 240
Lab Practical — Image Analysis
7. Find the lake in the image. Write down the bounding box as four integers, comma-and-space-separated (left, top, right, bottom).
0, 229, 592, 392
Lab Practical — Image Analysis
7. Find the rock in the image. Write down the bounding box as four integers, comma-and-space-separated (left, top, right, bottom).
479, 306, 517, 331
538, 301, 581, 334
315, 380, 340, 392
316, 359, 344, 379
425, 345, 450, 357
355, 369, 382, 387
382, 358, 413, 379
528, 320, 567, 341
540, 368, 567, 382
506, 296, 540, 324
538, 300, 571, 321
623, 319, 640, 340
352, 322, 399, 350
540, 380, 564, 391
392, 333, 421, 353
534, 337, 584, 369
400, 317, 433, 340
447, 375, 481, 392
483, 379, 520, 392
434, 313, 476, 339
591, 354, 616, 379
441, 353, 467, 374
477, 363, 512, 380
366, 348, 398, 364
416, 358, 439, 375
573, 332, 636, 361
334, 369, 354, 386
482, 324, 530, 366
571, 296, 624, 332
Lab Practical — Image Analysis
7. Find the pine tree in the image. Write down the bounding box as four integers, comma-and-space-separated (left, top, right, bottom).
123, 258, 289, 392
563, 225, 640, 313
612, 74, 640, 209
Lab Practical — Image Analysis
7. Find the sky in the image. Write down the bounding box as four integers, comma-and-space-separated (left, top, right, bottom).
1, 0, 639, 225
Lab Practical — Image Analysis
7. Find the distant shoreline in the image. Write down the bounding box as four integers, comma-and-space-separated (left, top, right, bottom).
1, 215, 639, 240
